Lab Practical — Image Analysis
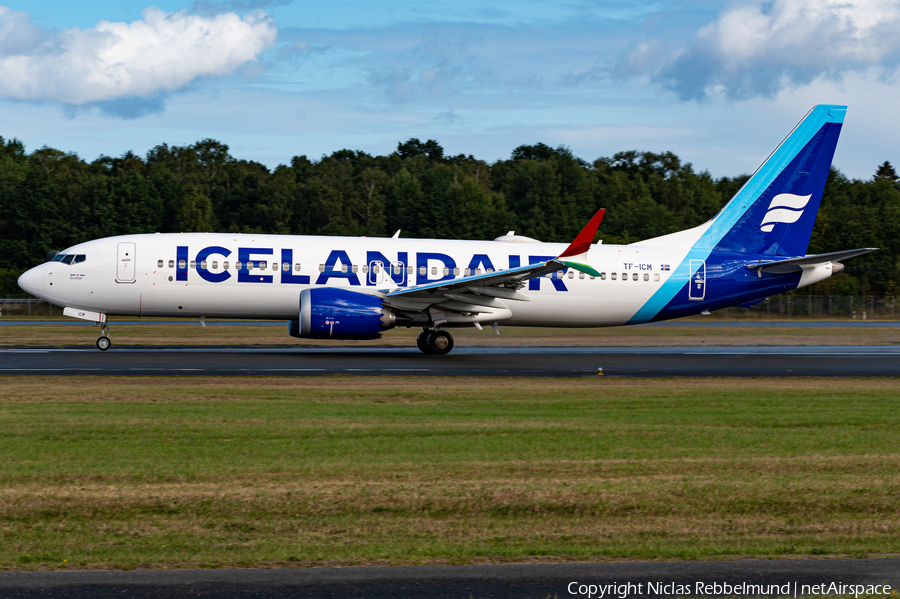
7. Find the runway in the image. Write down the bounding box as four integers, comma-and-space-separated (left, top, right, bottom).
1, 558, 897, 598
3, 319, 899, 326
2, 345, 899, 376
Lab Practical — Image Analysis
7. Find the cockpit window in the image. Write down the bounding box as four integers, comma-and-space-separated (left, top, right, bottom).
51, 253, 86, 264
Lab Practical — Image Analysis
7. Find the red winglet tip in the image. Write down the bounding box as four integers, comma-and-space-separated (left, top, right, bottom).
559, 208, 605, 258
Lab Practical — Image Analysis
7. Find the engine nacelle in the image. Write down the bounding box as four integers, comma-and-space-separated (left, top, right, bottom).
290, 288, 395, 340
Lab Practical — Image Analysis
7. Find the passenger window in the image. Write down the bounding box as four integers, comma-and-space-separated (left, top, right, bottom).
341, 264, 348, 273
453, 267, 459, 276
352, 265, 358, 273
395, 265, 402, 275
568, 271, 574, 279
157, 260, 164, 268
654, 273, 660, 282
475, 269, 482, 275
486, 268, 494, 273
168, 260, 175, 268
190, 260, 196, 269
442, 267, 449, 276
318, 264, 325, 272
294, 263, 301, 271
224, 261, 230, 270
632, 273, 638, 281
590, 276, 595, 280
643, 273, 649, 281
464, 268, 471, 276
363, 265, 369, 274
419, 266, 426, 275
248, 262, 254, 271
622, 273, 627, 281
61, 255, 75, 264
212, 261, 218, 269
579, 272, 585, 279
178, 260, 186, 269
372, 264, 380, 273
431, 267, 437, 275
407, 266, 413, 275
200, 260, 208, 270
235, 261, 242, 270
600, 272, 606, 280
611, 273, 617, 280
272, 262, 278, 272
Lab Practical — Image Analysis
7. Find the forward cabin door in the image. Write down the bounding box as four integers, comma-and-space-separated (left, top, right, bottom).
117, 242, 136, 283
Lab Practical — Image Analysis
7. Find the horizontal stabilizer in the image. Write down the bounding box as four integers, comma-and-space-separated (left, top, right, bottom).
746, 248, 877, 274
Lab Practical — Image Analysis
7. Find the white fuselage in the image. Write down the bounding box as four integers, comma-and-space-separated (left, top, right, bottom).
30, 233, 687, 327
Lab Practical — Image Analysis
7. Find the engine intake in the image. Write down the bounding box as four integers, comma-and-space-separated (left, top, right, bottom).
291, 288, 395, 340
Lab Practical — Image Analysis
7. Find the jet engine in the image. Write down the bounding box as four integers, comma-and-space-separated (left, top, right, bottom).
289, 288, 396, 339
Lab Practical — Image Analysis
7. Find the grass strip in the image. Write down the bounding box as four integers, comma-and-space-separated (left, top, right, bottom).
1, 376, 898, 570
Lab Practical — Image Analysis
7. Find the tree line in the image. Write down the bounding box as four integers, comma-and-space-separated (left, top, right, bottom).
1, 136, 898, 297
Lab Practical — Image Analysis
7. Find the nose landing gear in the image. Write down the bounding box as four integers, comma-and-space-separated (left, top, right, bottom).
416, 328, 454, 355
95, 323, 111, 351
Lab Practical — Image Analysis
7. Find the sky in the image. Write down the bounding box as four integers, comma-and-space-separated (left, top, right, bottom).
1, 0, 899, 179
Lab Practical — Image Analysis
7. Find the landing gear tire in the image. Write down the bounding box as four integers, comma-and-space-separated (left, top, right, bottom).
417, 330, 433, 354
428, 330, 454, 355
96, 322, 111, 351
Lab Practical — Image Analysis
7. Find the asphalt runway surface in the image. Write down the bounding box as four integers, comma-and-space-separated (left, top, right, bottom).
3, 320, 899, 327
1, 345, 899, 377
1, 559, 897, 598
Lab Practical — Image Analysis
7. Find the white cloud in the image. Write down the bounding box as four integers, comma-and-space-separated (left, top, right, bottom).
0, 5, 276, 105
620, 0, 900, 101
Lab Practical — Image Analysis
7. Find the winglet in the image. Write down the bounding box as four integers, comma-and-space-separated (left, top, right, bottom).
557, 208, 605, 277
559, 209, 605, 258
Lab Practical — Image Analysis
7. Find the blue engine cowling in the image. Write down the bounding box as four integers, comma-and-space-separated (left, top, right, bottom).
292, 288, 395, 340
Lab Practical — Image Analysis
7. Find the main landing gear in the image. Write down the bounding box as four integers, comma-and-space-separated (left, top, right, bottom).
95, 322, 111, 351
416, 328, 454, 355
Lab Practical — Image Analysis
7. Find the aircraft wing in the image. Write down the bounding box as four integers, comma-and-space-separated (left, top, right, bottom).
746, 248, 877, 274
383, 209, 605, 315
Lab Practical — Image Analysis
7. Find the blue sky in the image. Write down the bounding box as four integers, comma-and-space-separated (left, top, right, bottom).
1, 0, 899, 179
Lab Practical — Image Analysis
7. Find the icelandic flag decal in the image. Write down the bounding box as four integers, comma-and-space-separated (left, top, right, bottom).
760, 193, 811, 232
661, 264, 670, 271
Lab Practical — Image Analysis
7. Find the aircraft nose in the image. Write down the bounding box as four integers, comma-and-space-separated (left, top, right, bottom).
17, 265, 44, 299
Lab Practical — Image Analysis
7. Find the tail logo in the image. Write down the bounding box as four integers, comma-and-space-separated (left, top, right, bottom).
760, 193, 812, 232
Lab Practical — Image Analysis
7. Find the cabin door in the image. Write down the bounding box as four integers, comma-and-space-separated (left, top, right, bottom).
688, 259, 705, 300
116, 242, 136, 283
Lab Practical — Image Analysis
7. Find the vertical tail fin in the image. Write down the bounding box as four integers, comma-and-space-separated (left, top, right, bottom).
706, 105, 845, 256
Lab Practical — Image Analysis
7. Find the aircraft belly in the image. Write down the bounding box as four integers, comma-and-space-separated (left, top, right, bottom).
142, 281, 300, 319
505, 283, 654, 327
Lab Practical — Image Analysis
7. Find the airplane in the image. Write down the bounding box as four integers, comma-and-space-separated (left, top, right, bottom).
17, 104, 876, 354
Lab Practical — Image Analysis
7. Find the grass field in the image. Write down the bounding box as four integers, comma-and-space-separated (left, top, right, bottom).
1, 376, 898, 571
1, 320, 899, 347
